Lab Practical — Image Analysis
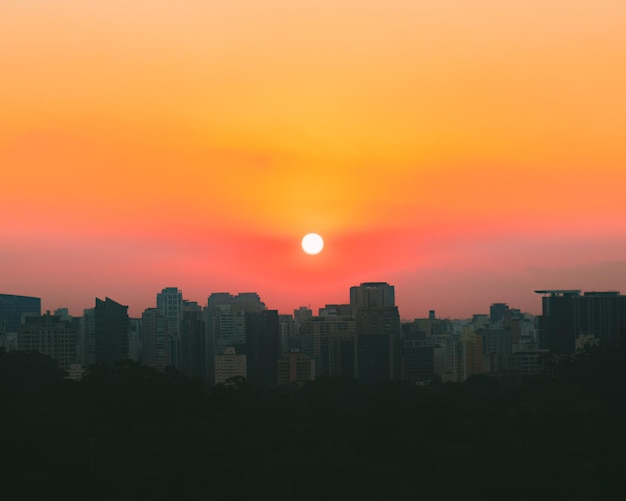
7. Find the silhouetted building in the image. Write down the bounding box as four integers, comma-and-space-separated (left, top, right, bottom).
156, 287, 183, 369
490, 303, 510, 323
536, 290, 626, 355
207, 292, 266, 313
244, 310, 280, 387
351, 282, 401, 383
17, 312, 76, 371
483, 328, 512, 373
204, 292, 269, 385
350, 282, 395, 308
310, 306, 356, 377
278, 314, 296, 353
215, 347, 247, 384
94, 297, 129, 364
0, 293, 41, 332
461, 327, 484, 378
510, 344, 549, 377
180, 301, 205, 379
277, 352, 315, 385
401, 338, 434, 383
128, 317, 141, 361
78, 308, 96, 366
142, 308, 169, 371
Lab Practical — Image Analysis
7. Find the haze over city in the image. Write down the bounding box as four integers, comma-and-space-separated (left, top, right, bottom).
3, 1, 626, 319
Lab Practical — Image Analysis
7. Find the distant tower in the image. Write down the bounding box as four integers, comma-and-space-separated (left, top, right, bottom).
536, 290, 626, 354
204, 292, 271, 386
0, 293, 41, 333
79, 308, 96, 366
94, 297, 129, 364
489, 303, 510, 323
350, 282, 401, 383
156, 287, 183, 369
18, 312, 76, 371
244, 310, 280, 387
142, 308, 169, 371
180, 300, 205, 379
350, 282, 395, 308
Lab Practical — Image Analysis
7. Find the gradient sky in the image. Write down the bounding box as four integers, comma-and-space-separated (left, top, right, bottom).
2, 1, 626, 319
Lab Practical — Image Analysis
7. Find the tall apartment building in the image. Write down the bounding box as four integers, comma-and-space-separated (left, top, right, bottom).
277, 352, 315, 385
244, 310, 280, 387
17, 312, 76, 371
141, 308, 169, 371
94, 297, 129, 364
77, 308, 96, 366
309, 306, 356, 378
351, 282, 401, 383
204, 292, 272, 386
180, 301, 205, 379
215, 347, 247, 384
536, 290, 626, 354
156, 287, 183, 369
0, 293, 41, 333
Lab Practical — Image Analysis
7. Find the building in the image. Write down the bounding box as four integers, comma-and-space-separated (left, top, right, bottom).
215, 347, 247, 384
156, 287, 183, 369
277, 352, 315, 385
17, 312, 76, 371
536, 290, 626, 355
180, 301, 205, 379
481, 326, 512, 373
351, 282, 401, 383
244, 310, 280, 387
141, 308, 169, 371
0, 293, 41, 333
204, 292, 271, 386
309, 306, 356, 378
77, 308, 96, 367
350, 282, 395, 308
128, 317, 142, 362
400, 337, 434, 383
510, 344, 549, 377
94, 297, 129, 365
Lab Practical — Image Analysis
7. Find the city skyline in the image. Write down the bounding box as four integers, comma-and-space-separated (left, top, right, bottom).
6, 283, 626, 323
3, 2, 626, 320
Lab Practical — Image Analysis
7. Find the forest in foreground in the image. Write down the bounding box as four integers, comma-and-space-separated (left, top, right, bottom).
1, 343, 625, 501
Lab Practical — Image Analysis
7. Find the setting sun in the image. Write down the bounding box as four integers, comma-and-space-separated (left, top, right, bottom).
302, 233, 324, 255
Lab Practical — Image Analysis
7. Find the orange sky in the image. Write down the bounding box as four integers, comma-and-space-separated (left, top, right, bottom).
2, 1, 626, 318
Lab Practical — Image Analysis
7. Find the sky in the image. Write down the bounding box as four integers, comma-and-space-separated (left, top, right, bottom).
2, 1, 626, 319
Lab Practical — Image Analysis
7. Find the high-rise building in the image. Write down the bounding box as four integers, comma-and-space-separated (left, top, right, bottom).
214, 347, 247, 384
244, 310, 280, 387
141, 308, 169, 371
204, 292, 270, 385
490, 303, 510, 323
17, 312, 76, 371
481, 326, 512, 372
0, 294, 41, 333
277, 352, 315, 385
156, 287, 183, 369
536, 290, 626, 355
94, 297, 129, 364
309, 306, 356, 378
78, 308, 96, 367
180, 300, 205, 379
351, 282, 401, 383
350, 282, 395, 308
401, 339, 434, 383
128, 317, 141, 362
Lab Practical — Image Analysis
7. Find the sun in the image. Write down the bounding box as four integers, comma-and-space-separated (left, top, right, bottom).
301, 233, 324, 255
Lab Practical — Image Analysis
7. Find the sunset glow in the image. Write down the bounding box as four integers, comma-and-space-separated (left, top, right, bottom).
2, 1, 626, 318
